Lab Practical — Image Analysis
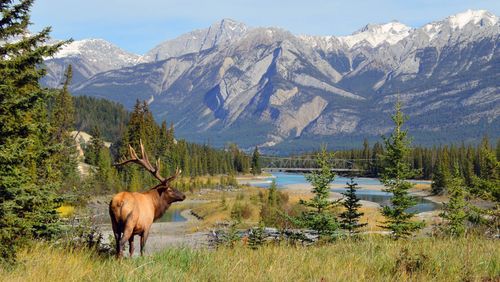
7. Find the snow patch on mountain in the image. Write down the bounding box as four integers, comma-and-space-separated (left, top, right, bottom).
53, 39, 139, 64
447, 9, 498, 29
339, 21, 412, 48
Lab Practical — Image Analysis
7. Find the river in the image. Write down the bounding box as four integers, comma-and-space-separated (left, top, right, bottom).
246, 172, 440, 213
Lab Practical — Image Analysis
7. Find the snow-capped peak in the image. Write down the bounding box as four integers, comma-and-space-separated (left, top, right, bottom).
339, 21, 412, 48
446, 9, 498, 29
53, 39, 139, 63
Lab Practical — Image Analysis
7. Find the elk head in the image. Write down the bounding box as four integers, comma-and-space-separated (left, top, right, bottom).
115, 140, 186, 202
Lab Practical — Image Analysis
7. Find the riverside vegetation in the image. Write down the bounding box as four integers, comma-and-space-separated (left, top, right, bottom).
1, 1, 499, 281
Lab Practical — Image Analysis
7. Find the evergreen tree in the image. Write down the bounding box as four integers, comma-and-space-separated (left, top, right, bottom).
296, 148, 339, 238
85, 126, 104, 166
268, 179, 279, 206
251, 146, 262, 175
439, 165, 468, 237
431, 157, 450, 195
379, 102, 423, 239
51, 65, 75, 140
371, 142, 384, 176
260, 179, 287, 227
94, 146, 119, 192
463, 145, 475, 188
248, 224, 265, 249
362, 138, 370, 170
0, 0, 67, 264
496, 139, 500, 161
49, 65, 78, 183
473, 137, 500, 201
339, 178, 367, 235
478, 136, 498, 181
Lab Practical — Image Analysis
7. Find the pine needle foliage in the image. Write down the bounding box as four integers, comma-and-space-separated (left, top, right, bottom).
296, 148, 339, 238
0, 0, 69, 265
339, 178, 367, 235
439, 165, 468, 237
379, 102, 423, 239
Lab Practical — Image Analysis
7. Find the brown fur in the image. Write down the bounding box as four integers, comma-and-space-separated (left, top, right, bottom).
109, 185, 185, 258
108, 140, 185, 258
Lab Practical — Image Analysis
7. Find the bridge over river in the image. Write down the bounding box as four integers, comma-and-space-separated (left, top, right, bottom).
260, 156, 373, 173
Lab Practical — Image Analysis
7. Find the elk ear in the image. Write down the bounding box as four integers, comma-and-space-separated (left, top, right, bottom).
156, 187, 168, 195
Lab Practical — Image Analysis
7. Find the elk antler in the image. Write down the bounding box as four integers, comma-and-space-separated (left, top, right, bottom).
115, 139, 165, 183
164, 167, 182, 184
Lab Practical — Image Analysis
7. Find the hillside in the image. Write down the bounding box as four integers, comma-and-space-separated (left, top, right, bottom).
73, 96, 129, 143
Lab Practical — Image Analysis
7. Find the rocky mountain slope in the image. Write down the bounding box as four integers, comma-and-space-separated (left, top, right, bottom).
43, 10, 500, 152
42, 39, 140, 87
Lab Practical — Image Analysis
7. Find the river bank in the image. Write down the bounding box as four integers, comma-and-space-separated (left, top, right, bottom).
237, 173, 445, 205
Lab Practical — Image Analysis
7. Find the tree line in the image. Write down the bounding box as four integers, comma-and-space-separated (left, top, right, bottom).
265, 135, 499, 201
82, 99, 253, 194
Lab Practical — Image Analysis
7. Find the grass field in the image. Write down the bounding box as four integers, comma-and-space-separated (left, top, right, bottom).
1, 236, 498, 282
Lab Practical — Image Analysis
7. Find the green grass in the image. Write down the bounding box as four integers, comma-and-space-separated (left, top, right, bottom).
1, 236, 499, 281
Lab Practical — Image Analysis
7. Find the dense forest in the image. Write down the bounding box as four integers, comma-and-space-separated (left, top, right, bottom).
74, 96, 129, 142
77, 98, 251, 194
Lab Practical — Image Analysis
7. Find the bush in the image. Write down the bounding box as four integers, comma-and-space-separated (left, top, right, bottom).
231, 202, 252, 221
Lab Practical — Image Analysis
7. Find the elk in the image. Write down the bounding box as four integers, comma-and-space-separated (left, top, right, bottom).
109, 140, 185, 258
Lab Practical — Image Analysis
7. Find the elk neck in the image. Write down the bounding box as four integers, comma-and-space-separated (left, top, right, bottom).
148, 187, 175, 220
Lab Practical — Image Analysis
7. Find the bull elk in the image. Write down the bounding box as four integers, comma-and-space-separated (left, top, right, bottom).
109, 140, 185, 258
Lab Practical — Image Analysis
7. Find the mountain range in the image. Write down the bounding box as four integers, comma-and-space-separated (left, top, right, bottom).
41, 10, 500, 153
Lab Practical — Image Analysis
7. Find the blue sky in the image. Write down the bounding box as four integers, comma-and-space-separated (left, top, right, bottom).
31, 0, 500, 54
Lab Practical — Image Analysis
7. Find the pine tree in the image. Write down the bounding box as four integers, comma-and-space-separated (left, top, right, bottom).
362, 138, 370, 170
431, 157, 450, 195
95, 146, 119, 192
339, 178, 367, 235
251, 146, 262, 175
248, 224, 265, 249
268, 179, 279, 206
379, 102, 423, 239
260, 179, 284, 227
51, 65, 75, 140
85, 126, 104, 166
439, 165, 468, 237
49, 65, 78, 183
473, 136, 500, 201
371, 142, 384, 176
0, 0, 68, 264
463, 145, 475, 188
496, 139, 500, 161
296, 148, 339, 238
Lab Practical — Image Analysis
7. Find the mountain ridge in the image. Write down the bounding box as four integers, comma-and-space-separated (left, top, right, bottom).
42, 9, 500, 152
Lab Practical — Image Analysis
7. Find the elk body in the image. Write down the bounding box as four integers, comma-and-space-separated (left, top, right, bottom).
109, 141, 185, 258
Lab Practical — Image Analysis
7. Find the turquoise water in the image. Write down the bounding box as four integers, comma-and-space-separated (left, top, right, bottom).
251, 172, 431, 187
249, 172, 439, 213
159, 209, 187, 222
251, 172, 383, 187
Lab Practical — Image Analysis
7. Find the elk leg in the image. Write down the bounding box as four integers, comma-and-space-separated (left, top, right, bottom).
119, 228, 133, 258
140, 230, 150, 256
128, 235, 135, 257
114, 231, 122, 257
111, 216, 122, 258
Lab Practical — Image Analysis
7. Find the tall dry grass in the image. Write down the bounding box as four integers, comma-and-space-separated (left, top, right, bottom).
1, 236, 498, 281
